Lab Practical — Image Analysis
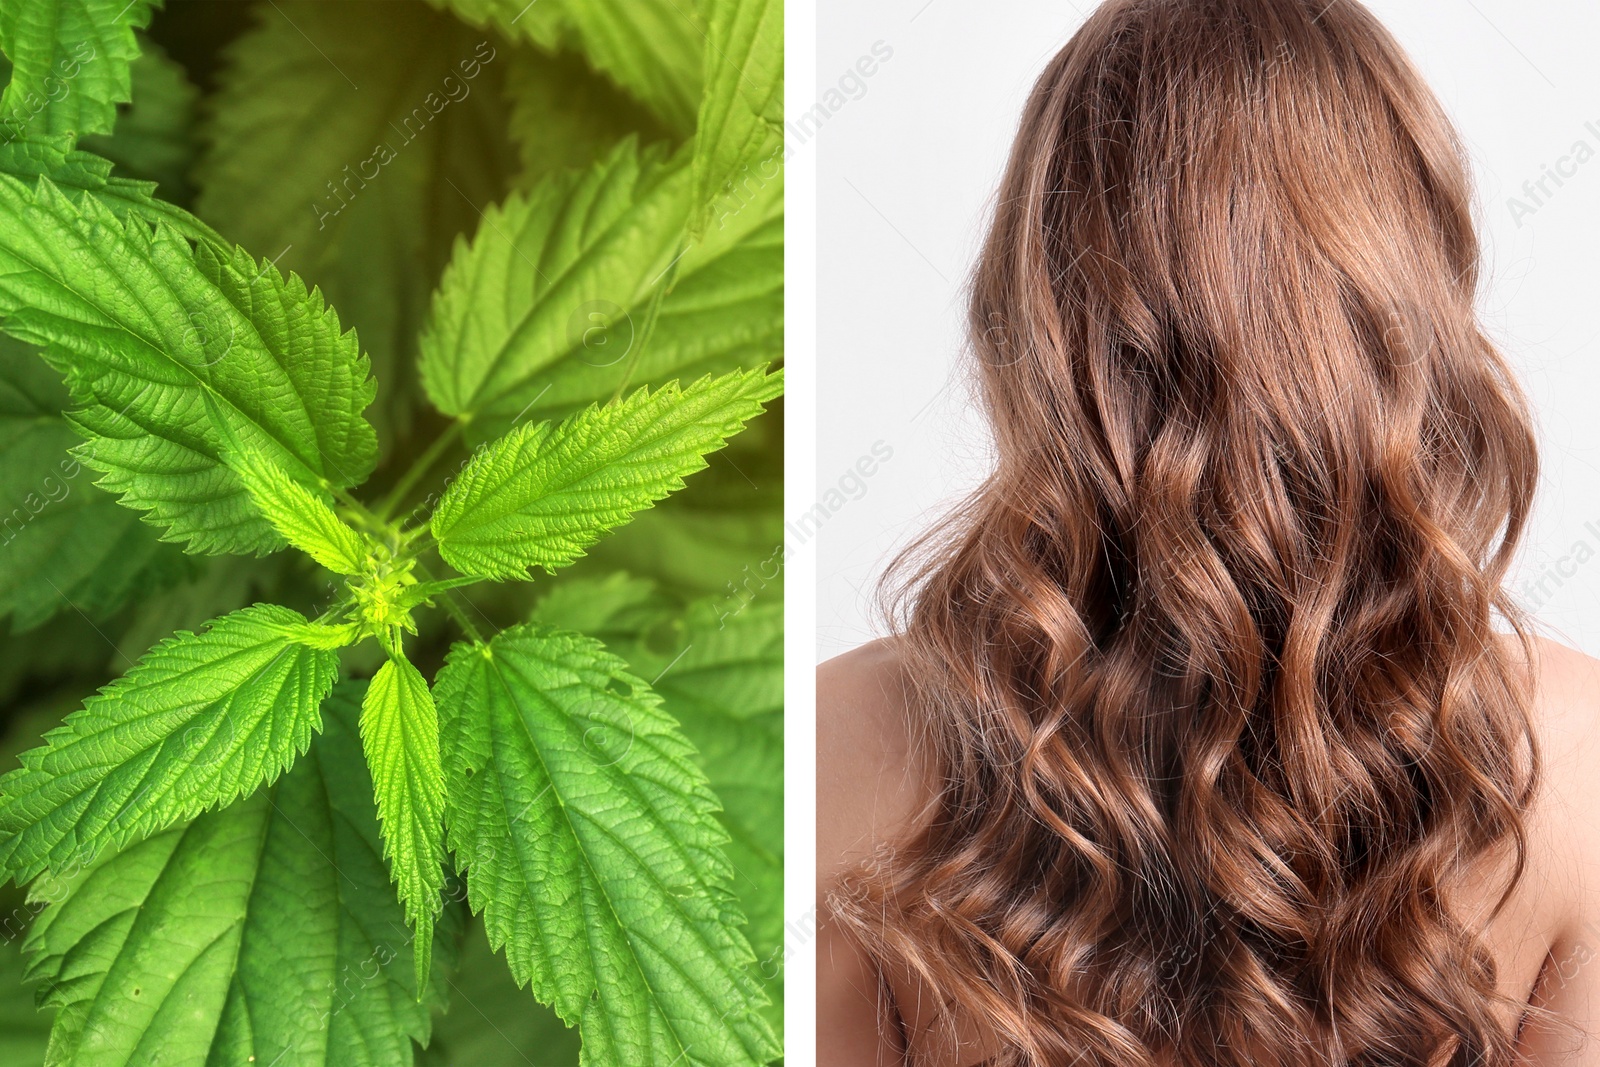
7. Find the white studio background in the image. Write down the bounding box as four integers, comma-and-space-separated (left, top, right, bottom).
816, 0, 1600, 663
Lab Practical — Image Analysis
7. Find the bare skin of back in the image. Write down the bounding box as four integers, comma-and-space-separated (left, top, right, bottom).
817, 633, 1600, 1067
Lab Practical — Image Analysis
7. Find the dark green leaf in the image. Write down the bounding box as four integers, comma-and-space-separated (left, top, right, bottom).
0, 337, 189, 631
195, 0, 519, 438
22, 683, 450, 1066
435, 623, 778, 1066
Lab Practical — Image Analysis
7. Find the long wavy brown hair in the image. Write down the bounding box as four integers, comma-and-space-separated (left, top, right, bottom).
832, 1, 1545, 1064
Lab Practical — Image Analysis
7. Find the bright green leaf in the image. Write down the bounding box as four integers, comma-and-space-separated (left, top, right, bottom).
0, 336, 189, 631
418, 138, 782, 437
195, 0, 519, 438
361, 654, 446, 996
79, 35, 200, 203
0, 603, 342, 884
0, 0, 157, 138
418, 138, 687, 425
434, 623, 779, 1067
582, 405, 782, 597
0, 174, 378, 555
22, 683, 450, 1066
516, 178, 782, 433
0, 133, 221, 241
223, 441, 370, 575
431, 367, 783, 581
690, 0, 783, 238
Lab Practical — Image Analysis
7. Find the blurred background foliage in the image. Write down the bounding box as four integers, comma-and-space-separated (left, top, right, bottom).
0, 1, 783, 1062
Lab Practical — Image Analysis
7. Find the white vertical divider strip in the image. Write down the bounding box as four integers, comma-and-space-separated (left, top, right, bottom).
784, 0, 820, 1058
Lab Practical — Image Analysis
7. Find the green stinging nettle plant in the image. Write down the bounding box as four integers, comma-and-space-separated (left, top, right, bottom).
0, 0, 784, 1065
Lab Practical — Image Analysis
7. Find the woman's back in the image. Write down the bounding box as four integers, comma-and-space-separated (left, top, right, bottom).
816, 0, 1578, 1062
818, 634, 1600, 1066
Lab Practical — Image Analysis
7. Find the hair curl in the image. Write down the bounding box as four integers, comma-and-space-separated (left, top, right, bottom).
832, 1, 1545, 1064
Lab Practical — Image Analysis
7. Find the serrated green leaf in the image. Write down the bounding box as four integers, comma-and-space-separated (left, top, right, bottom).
0, 132, 220, 241
22, 683, 450, 1067
195, 0, 518, 438
533, 582, 785, 1034
690, 0, 783, 238
434, 623, 778, 1067
79, 35, 200, 203
0, 174, 378, 555
221, 439, 370, 576
0, 0, 157, 138
0, 603, 341, 885
582, 404, 782, 597
637, 599, 784, 1037
428, 0, 703, 134
503, 45, 669, 187
418, 138, 782, 438
0, 336, 189, 631
361, 654, 445, 997
525, 182, 783, 435
431, 368, 782, 581
418, 138, 684, 425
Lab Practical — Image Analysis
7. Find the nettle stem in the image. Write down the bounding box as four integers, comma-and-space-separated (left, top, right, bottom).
437, 590, 485, 644
415, 561, 485, 643
333, 487, 389, 537
377, 420, 466, 523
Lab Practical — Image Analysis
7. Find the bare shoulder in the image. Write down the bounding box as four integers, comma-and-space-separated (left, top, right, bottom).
1501, 633, 1600, 926
1509, 632, 1600, 782
1490, 630, 1600, 1045
817, 640, 925, 1063
817, 637, 934, 890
